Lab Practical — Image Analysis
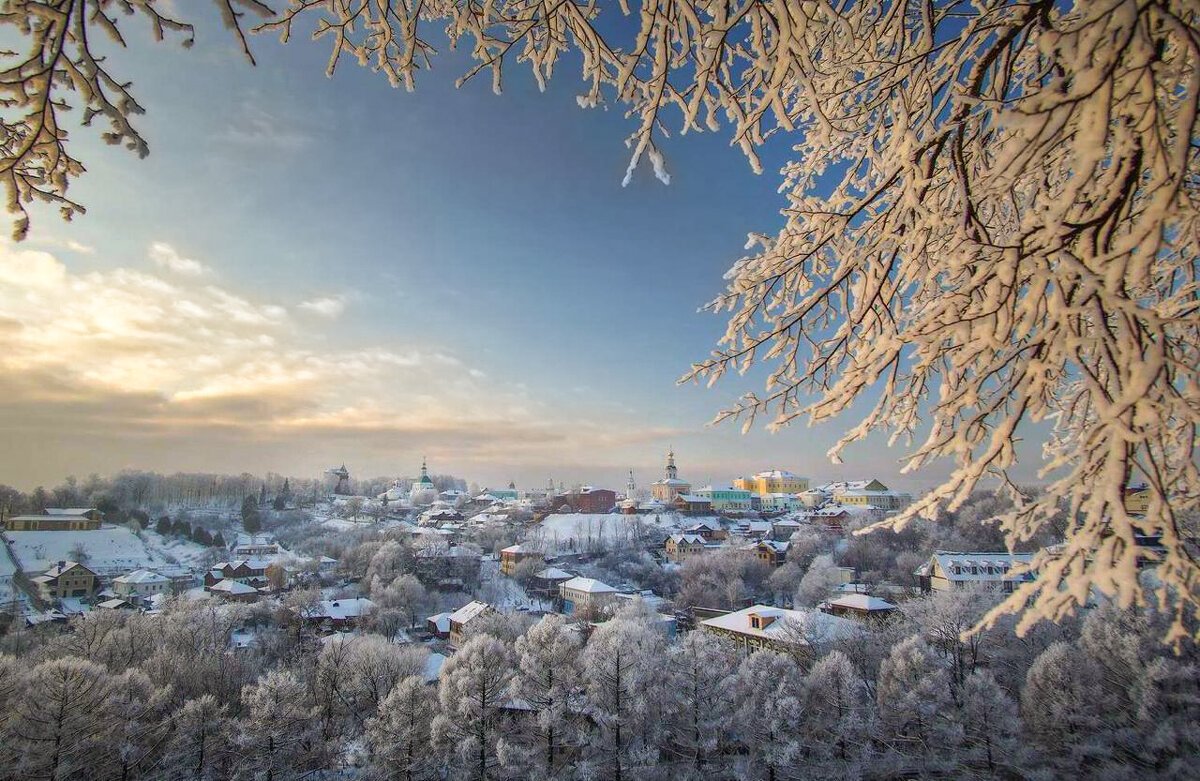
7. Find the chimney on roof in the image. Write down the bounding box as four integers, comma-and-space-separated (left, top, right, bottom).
57, 560, 66, 571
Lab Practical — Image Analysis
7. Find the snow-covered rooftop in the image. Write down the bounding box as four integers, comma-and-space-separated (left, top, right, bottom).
113, 569, 168, 585
561, 577, 616, 594
448, 600, 492, 624
701, 605, 860, 644
535, 567, 573, 580
317, 598, 375, 620
210, 580, 258, 596
824, 593, 896, 611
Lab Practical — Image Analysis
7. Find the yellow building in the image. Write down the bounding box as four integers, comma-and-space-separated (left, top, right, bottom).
499, 543, 542, 576
1124, 485, 1151, 515
665, 533, 711, 562
4, 508, 102, 531
32, 561, 97, 601
830, 480, 913, 512
734, 470, 809, 496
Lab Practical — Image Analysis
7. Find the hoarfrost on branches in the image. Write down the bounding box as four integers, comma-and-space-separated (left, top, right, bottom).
4, 0, 1199, 641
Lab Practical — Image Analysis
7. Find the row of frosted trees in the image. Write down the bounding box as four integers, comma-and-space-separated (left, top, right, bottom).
0, 593, 1196, 780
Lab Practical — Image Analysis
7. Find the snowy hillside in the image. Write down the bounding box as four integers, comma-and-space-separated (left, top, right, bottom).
5, 525, 210, 575
533, 512, 711, 553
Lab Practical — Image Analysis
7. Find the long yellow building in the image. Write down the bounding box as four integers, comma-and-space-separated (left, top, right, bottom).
734, 470, 809, 495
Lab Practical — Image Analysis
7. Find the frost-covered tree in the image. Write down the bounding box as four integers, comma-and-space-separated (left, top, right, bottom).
1021, 641, 1113, 775
581, 604, 668, 781
365, 675, 437, 781
795, 554, 842, 607
901, 587, 997, 697
956, 670, 1022, 778
236, 669, 319, 781
800, 650, 873, 777
876, 635, 961, 774
157, 695, 234, 781
661, 630, 739, 772
98, 668, 172, 781
723, 650, 804, 781
500, 614, 582, 780
10, 657, 112, 781
374, 574, 427, 630
6, 0, 1197, 643
431, 633, 514, 781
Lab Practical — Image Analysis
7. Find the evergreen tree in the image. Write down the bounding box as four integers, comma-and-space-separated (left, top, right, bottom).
212, 532, 227, 549
155, 516, 171, 536
241, 495, 261, 534
258, 483, 268, 508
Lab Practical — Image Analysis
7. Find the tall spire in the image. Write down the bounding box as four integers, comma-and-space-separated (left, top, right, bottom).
627, 469, 636, 495
420, 456, 428, 478
666, 448, 677, 480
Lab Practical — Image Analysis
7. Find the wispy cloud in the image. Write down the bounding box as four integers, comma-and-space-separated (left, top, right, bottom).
298, 296, 346, 319
30, 236, 95, 254
218, 100, 313, 152
149, 242, 209, 276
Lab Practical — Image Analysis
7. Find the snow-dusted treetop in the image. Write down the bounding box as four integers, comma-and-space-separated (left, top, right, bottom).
3, 1, 1198, 642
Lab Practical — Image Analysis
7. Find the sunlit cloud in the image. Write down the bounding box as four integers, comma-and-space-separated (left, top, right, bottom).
149, 241, 209, 276
0, 240, 674, 486
298, 295, 346, 319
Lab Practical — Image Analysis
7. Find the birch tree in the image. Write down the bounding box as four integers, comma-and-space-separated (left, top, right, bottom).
4, 0, 1199, 641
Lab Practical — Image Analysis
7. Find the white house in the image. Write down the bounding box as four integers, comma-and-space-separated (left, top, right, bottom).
915, 551, 1036, 593
112, 569, 170, 601
559, 577, 618, 619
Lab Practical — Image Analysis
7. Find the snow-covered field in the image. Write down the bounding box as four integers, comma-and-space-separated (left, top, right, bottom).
531, 512, 713, 553
4, 525, 210, 575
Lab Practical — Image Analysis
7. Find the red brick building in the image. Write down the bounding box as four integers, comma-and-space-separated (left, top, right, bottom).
552, 487, 617, 514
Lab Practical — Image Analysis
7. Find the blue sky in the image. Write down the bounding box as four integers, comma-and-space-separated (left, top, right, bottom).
0, 6, 1004, 492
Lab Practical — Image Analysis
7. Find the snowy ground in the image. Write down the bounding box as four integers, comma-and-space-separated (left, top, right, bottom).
4, 525, 210, 575
530, 512, 712, 553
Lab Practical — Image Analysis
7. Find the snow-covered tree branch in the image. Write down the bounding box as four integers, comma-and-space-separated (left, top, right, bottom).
3, 0, 1198, 641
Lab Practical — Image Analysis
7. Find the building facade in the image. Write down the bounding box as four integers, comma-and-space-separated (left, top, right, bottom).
695, 486, 753, 512
5, 508, 103, 531
499, 544, 542, 576
112, 569, 170, 600
559, 577, 617, 620
650, 450, 691, 503
915, 551, 1036, 593
32, 561, 97, 600
734, 470, 809, 496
